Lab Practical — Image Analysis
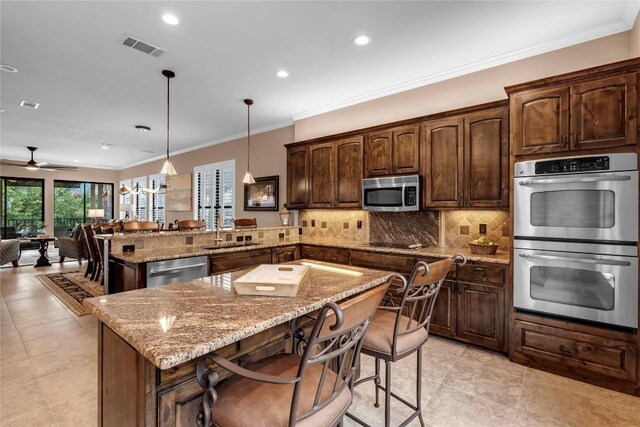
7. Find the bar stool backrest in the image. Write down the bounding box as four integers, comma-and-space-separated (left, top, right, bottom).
123, 221, 159, 233
178, 219, 206, 230
292, 283, 389, 425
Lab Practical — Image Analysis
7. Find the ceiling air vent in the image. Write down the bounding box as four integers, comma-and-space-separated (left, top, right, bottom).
122, 36, 165, 57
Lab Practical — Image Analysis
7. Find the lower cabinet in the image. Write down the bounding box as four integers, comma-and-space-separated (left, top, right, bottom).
210, 249, 273, 273
429, 261, 507, 353
300, 245, 349, 264
272, 245, 300, 264
349, 249, 416, 274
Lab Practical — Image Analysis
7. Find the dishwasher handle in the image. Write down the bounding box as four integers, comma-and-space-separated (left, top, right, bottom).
149, 263, 207, 276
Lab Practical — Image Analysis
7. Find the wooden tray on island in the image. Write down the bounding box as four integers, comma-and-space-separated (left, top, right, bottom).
233, 264, 310, 297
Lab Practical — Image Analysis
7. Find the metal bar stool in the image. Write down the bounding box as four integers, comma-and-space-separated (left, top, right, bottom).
347, 255, 466, 427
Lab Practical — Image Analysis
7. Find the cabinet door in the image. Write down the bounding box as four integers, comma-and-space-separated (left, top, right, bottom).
464, 107, 508, 208
322, 247, 349, 264
365, 131, 393, 177
570, 73, 638, 150
309, 142, 334, 207
511, 86, 570, 155
392, 125, 420, 175
211, 249, 272, 273
301, 245, 324, 260
272, 246, 300, 264
286, 146, 309, 208
422, 118, 464, 208
334, 137, 363, 207
429, 279, 457, 338
457, 281, 504, 352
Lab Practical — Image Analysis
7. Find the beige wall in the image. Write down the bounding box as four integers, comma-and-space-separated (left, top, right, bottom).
0, 165, 119, 235
118, 125, 294, 227
294, 31, 634, 141
632, 13, 640, 56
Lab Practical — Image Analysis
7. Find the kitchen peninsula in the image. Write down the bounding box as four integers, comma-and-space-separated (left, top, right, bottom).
83, 261, 392, 426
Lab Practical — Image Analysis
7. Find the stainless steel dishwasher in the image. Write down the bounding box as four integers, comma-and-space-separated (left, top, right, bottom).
146, 256, 208, 288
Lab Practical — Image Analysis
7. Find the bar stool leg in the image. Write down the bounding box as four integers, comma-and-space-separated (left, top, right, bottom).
374, 357, 381, 408
385, 360, 391, 427
417, 347, 425, 427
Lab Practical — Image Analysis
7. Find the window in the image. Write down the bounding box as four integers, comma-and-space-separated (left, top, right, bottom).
148, 174, 165, 225
194, 160, 235, 229
0, 177, 45, 239
119, 179, 133, 219
53, 180, 114, 237
132, 176, 148, 221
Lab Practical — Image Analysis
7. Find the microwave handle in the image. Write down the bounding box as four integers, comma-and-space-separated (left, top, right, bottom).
518, 252, 631, 267
518, 175, 631, 186
401, 184, 406, 207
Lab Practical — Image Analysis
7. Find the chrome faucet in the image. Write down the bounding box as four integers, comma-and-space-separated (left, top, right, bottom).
214, 213, 224, 245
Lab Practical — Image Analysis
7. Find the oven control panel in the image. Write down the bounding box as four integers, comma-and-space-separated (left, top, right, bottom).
535, 156, 610, 174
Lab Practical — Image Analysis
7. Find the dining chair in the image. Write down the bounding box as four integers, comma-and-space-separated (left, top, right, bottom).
178, 219, 206, 231
196, 281, 394, 427
122, 221, 160, 233
82, 225, 100, 281
347, 255, 466, 427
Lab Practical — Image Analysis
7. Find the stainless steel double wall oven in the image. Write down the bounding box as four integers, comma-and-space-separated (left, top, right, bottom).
514, 153, 638, 328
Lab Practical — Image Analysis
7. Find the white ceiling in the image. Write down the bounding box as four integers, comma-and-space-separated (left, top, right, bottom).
1, 1, 638, 170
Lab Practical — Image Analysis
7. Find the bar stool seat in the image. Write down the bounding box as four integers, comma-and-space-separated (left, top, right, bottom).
212, 354, 351, 427
362, 311, 429, 356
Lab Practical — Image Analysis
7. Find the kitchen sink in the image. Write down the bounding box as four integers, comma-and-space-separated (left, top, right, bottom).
202, 242, 260, 250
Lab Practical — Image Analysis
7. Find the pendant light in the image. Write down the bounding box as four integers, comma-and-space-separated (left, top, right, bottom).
242, 98, 255, 184
161, 70, 177, 175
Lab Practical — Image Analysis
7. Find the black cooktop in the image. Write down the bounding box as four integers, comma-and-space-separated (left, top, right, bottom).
368, 242, 424, 250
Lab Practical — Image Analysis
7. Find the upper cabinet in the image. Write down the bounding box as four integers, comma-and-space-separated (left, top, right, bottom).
308, 142, 334, 208
423, 106, 509, 209
364, 125, 420, 177
510, 69, 638, 156
334, 137, 363, 208
464, 107, 509, 208
286, 145, 309, 209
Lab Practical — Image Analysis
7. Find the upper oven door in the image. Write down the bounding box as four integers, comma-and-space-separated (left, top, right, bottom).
514, 171, 638, 243
514, 247, 638, 328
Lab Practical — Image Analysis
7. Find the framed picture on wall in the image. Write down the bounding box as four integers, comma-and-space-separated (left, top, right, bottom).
244, 175, 279, 211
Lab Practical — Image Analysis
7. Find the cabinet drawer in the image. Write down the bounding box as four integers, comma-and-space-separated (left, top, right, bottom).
350, 250, 415, 273
210, 249, 272, 273
513, 320, 637, 382
301, 245, 324, 260
457, 263, 505, 285
323, 248, 349, 264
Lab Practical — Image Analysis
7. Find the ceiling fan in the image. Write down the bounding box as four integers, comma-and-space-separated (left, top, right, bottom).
0, 146, 77, 171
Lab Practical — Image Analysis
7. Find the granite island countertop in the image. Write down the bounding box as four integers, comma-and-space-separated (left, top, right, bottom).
83, 261, 392, 370
109, 239, 510, 265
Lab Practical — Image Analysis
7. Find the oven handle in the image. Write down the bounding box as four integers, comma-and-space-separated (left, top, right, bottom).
518, 253, 631, 267
518, 175, 631, 186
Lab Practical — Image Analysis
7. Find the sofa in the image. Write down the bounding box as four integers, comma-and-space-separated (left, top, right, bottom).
0, 239, 21, 267
58, 224, 87, 264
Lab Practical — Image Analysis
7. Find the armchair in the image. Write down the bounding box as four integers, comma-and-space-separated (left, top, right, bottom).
0, 239, 21, 267
58, 224, 87, 265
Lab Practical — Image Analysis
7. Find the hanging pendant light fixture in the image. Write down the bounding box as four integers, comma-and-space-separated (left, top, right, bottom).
242, 98, 255, 184
161, 70, 177, 175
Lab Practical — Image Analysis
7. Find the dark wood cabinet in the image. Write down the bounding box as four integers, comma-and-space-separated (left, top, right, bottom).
334, 137, 363, 207
349, 250, 415, 274
511, 86, 570, 156
272, 245, 300, 264
456, 281, 504, 351
464, 107, 509, 207
429, 279, 457, 338
365, 131, 393, 177
300, 245, 349, 264
286, 145, 309, 208
210, 249, 272, 273
570, 73, 637, 150
422, 118, 464, 207
392, 125, 420, 174
308, 142, 334, 207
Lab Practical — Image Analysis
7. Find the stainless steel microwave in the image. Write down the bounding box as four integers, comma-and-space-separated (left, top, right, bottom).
362, 175, 420, 212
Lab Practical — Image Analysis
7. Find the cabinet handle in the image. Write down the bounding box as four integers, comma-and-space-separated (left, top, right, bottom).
473, 267, 487, 277
559, 344, 577, 356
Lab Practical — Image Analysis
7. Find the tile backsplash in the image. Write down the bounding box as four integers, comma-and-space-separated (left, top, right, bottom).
298, 210, 368, 241
442, 210, 510, 251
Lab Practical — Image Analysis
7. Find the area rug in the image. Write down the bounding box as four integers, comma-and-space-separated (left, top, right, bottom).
35, 271, 103, 316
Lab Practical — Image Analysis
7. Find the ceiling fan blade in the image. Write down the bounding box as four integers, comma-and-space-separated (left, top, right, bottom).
45, 164, 78, 171
0, 159, 26, 166
36, 161, 49, 166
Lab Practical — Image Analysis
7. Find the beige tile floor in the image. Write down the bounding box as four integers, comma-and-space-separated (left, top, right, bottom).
1, 263, 639, 426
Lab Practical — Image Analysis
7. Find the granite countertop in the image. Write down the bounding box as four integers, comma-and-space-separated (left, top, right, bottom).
95, 225, 299, 240
83, 262, 392, 370
110, 239, 510, 265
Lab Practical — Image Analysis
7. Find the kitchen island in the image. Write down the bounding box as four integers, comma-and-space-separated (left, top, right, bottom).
83, 261, 392, 427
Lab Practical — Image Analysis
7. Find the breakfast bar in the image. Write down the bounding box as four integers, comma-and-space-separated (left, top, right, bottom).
83, 261, 392, 427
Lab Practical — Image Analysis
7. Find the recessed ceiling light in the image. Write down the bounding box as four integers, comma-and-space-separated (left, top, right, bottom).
354, 35, 370, 46
0, 64, 18, 73
20, 100, 39, 109
162, 14, 179, 25
276, 70, 289, 78
0, 108, 4, 113
100, 143, 112, 150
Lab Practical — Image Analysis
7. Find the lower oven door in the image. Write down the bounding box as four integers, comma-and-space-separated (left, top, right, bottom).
514, 248, 638, 328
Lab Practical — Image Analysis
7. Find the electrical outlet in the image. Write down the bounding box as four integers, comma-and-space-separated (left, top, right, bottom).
357, 220, 362, 229
236, 236, 244, 242
479, 224, 487, 235
311, 219, 316, 227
